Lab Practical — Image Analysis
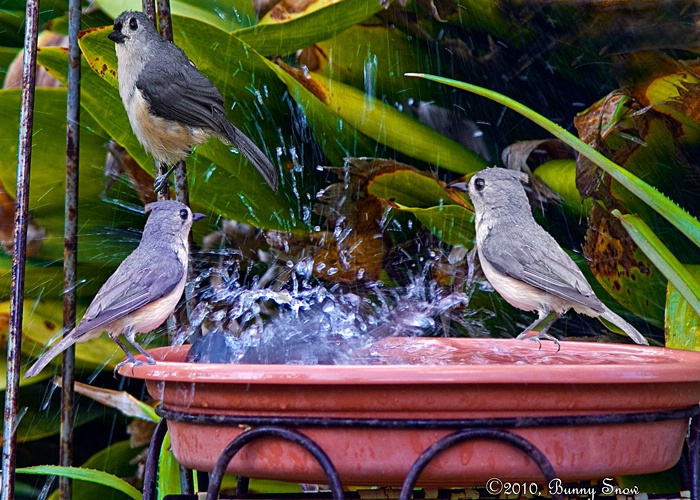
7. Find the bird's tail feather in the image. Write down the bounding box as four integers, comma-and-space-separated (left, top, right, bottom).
600, 307, 649, 345
24, 330, 78, 378
222, 120, 279, 193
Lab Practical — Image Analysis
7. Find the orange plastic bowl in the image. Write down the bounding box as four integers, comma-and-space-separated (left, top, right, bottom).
121, 338, 700, 486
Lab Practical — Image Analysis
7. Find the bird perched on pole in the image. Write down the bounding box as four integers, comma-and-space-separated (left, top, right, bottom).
107, 10, 279, 193
25, 201, 204, 378
458, 167, 648, 345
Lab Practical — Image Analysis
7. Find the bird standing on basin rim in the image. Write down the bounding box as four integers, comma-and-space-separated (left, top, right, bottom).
25, 201, 204, 378
108, 10, 279, 193
459, 167, 648, 346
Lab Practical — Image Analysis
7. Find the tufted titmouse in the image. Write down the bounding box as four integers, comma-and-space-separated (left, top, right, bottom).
461, 167, 648, 345
108, 11, 278, 193
25, 201, 205, 378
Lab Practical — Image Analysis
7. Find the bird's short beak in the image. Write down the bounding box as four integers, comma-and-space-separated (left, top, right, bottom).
451, 181, 469, 194
108, 30, 126, 44
193, 213, 206, 222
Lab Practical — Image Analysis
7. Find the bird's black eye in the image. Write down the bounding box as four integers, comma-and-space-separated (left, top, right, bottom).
474, 177, 485, 192
179, 209, 189, 221
114, 21, 122, 31
129, 17, 138, 30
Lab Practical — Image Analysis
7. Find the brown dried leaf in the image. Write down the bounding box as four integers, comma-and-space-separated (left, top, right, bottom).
573, 91, 645, 201
268, 158, 395, 284
0, 180, 45, 257
3, 32, 67, 89
52, 376, 158, 422
126, 419, 158, 449
104, 141, 159, 205
583, 204, 665, 320
502, 138, 576, 202
267, 0, 318, 20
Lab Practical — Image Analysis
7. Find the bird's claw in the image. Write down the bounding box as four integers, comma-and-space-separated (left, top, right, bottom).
153, 173, 172, 193
517, 331, 561, 353
113, 357, 134, 378
113, 353, 156, 378
153, 164, 176, 194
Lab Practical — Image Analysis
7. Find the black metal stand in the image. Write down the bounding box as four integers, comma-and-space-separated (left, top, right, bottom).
144, 404, 700, 500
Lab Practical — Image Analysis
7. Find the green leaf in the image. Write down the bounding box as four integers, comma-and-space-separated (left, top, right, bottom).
269, 62, 488, 174
408, 73, 700, 250
366, 167, 475, 246
8, 299, 126, 376
665, 265, 700, 350
533, 159, 592, 216
0, 45, 20, 82
17, 466, 142, 500
16, 382, 107, 442
94, 0, 256, 32
311, 24, 442, 106
263, 58, 379, 166
29, 440, 146, 500
612, 210, 700, 317
0, 87, 147, 264
367, 168, 460, 208
396, 204, 475, 247
157, 433, 181, 499
236, 0, 384, 57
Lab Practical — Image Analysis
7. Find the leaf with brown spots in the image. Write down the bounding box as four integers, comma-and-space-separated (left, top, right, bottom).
583, 204, 665, 327
573, 67, 700, 327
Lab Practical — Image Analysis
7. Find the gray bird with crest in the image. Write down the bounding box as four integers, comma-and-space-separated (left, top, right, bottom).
25, 201, 204, 378
461, 167, 648, 346
108, 11, 278, 193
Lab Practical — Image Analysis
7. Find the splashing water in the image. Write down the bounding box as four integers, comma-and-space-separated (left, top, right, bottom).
184, 252, 485, 365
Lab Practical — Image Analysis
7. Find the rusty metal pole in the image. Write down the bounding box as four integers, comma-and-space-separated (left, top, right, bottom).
143, 0, 170, 203
156, 0, 190, 204
142, 0, 156, 25
1, 0, 40, 498
155, 0, 196, 347
60, 0, 81, 498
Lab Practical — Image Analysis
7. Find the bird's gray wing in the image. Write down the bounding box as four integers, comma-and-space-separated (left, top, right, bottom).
481, 232, 605, 313
75, 255, 184, 336
136, 46, 279, 192
136, 52, 229, 131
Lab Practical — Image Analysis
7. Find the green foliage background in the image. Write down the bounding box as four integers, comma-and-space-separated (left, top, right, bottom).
1, 0, 699, 497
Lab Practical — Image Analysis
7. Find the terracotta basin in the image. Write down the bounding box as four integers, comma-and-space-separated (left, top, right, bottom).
121, 338, 700, 486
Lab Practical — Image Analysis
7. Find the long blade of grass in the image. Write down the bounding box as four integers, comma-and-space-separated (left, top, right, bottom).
406, 73, 700, 249
612, 210, 700, 317
17, 466, 142, 500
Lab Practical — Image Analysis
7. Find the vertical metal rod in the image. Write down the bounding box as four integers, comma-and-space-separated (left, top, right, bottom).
60, 1, 81, 498
178, 464, 194, 495
141, 0, 156, 25
155, 0, 190, 207
155, 0, 194, 345
156, 0, 173, 42
141, 0, 171, 204
689, 411, 700, 500
142, 419, 168, 500
1, 0, 40, 498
